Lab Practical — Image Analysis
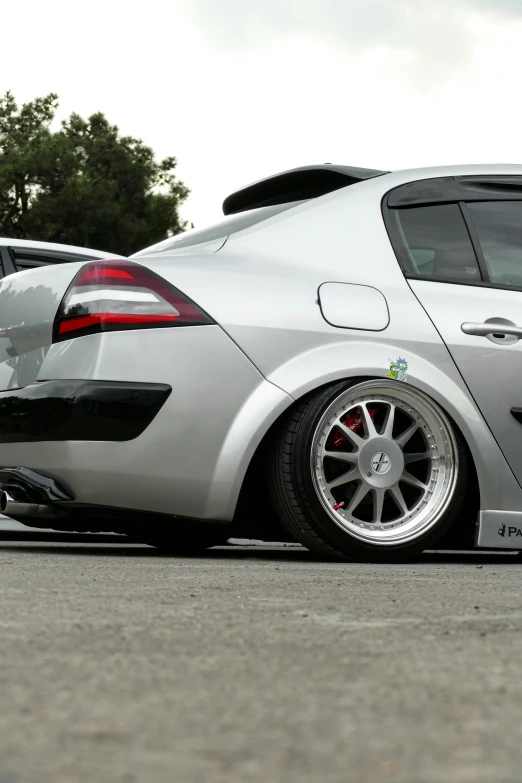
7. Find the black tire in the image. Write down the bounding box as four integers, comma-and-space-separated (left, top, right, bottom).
268, 380, 468, 563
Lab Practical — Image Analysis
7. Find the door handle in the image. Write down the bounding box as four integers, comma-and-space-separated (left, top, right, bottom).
461, 321, 522, 339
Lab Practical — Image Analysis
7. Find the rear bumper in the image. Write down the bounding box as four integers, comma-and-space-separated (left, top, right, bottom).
0, 380, 171, 443
0, 465, 229, 534
0, 327, 293, 521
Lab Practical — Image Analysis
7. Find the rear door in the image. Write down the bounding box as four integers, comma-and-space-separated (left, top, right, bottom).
385, 176, 522, 487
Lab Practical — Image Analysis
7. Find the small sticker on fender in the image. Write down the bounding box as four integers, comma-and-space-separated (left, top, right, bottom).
386, 357, 408, 382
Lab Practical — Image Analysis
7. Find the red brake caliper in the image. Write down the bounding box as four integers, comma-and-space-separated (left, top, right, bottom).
328, 407, 378, 511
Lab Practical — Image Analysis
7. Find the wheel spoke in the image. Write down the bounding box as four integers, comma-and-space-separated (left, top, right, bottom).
346, 482, 371, 514
327, 467, 360, 489
361, 405, 378, 438
383, 404, 396, 438
337, 421, 365, 450
403, 452, 430, 464
395, 421, 418, 448
373, 488, 385, 523
322, 447, 357, 464
390, 484, 408, 515
400, 471, 428, 490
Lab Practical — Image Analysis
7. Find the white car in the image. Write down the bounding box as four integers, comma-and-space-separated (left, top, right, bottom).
0, 238, 123, 539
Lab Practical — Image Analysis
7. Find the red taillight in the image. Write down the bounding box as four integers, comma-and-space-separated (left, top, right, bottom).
53, 260, 213, 342
80, 268, 134, 280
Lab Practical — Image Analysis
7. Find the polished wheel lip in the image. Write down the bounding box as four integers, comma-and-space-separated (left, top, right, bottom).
310, 380, 459, 546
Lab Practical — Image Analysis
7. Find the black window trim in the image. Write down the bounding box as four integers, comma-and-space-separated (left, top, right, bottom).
397, 274, 522, 295
382, 176, 522, 294
6, 246, 102, 275
0, 245, 103, 279
9, 246, 101, 264
386, 175, 522, 208
0, 246, 13, 277
458, 201, 489, 282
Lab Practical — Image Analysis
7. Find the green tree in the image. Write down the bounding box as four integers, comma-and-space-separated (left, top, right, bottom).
0, 92, 189, 255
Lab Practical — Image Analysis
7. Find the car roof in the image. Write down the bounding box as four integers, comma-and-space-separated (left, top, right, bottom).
378, 163, 522, 185
0, 238, 124, 258
136, 163, 522, 259
320, 163, 522, 206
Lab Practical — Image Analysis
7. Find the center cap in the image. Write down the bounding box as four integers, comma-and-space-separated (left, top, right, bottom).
371, 452, 391, 474
359, 437, 404, 488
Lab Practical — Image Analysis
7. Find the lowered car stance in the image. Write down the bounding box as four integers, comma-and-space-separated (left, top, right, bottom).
0, 163, 521, 562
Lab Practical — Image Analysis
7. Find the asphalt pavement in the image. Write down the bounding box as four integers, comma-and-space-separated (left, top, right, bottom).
1, 540, 522, 783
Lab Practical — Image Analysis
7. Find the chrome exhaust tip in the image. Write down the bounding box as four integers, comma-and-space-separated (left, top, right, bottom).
0, 490, 53, 518
0, 491, 19, 513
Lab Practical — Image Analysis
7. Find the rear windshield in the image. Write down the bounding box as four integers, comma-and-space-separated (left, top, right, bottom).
136, 201, 303, 256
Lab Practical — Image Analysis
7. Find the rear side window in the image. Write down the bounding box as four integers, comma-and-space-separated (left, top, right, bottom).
392, 204, 482, 283
8, 248, 100, 275
467, 201, 522, 288
13, 256, 53, 273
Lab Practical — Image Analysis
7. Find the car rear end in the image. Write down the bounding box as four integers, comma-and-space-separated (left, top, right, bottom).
0, 258, 286, 534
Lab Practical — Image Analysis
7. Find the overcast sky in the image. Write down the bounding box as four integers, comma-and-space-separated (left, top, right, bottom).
2, 0, 522, 228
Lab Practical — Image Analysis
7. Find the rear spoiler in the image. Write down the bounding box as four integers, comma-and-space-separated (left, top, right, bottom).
222, 164, 388, 215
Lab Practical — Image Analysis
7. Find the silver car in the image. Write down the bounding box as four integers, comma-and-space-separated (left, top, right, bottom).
0, 163, 520, 562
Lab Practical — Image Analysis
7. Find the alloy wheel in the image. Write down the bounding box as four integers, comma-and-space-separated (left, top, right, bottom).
311, 381, 459, 546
